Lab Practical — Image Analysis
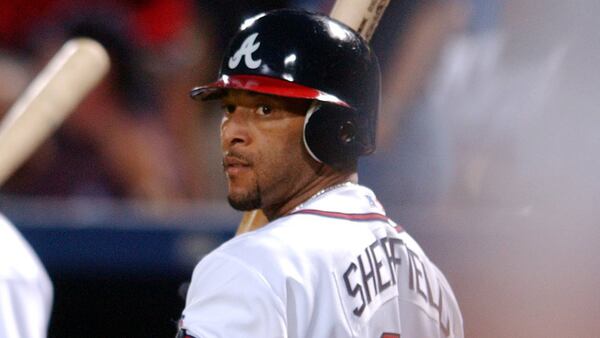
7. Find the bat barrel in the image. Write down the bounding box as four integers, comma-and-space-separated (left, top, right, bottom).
0, 38, 110, 187
330, 0, 390, 41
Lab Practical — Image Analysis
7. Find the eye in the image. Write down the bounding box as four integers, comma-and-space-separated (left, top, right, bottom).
257, 105, 272, 116
222, 104, 236, 114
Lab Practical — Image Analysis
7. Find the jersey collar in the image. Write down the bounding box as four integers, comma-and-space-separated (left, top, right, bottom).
290, 183, 386, 216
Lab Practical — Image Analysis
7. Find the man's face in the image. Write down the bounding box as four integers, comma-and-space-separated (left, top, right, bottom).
220, 90, 315, 211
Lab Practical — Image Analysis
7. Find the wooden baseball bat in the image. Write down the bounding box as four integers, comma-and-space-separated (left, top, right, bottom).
235, 0, 390, 236
330, 0, 391, 41
0, 38, 110, 187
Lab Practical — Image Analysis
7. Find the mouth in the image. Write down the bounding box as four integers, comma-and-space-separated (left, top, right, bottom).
223, 154, 252, 177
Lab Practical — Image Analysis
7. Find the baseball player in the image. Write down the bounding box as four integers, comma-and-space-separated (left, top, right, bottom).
178, 9, 463, 338
0, 213, 53, 338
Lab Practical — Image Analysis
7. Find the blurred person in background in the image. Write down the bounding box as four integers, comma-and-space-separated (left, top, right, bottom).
1, 1, 203, 205
423, 0, 574, 206
388, 0, 600, 336
0, 53, 30, 118
0, 212, 52, 338
131, 0, 222, 199
359, 0, 470, 212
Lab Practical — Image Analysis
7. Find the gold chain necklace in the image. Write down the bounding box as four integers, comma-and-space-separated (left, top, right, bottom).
291, 181, 355, 213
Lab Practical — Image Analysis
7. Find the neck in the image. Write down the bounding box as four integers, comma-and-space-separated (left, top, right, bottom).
262, 170, 358, 221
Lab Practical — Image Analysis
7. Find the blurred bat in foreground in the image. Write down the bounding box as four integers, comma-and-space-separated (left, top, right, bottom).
0, 38, 110, 187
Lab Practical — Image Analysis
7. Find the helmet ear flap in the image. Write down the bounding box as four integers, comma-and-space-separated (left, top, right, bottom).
303, 103, 367, 169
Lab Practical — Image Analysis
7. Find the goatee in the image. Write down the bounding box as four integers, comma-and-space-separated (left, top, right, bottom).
227, 189, 262, 211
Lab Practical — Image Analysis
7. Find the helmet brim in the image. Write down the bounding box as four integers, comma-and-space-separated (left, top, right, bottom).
190, 74, 350, 107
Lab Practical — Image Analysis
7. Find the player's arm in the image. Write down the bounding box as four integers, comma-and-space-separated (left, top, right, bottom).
178, 252, 286, 337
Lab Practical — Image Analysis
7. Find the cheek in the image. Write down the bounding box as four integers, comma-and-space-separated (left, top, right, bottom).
252, 115, 310, 174
255, 126, 305, 170
219, 116, 228, 148
269, 131, 309, 173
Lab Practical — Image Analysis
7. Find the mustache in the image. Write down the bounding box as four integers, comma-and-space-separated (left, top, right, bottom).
222, 151, 253, 168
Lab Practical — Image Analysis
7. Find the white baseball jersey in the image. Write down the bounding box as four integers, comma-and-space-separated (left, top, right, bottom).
179, 183, 463, 338
0, 213, 53, 338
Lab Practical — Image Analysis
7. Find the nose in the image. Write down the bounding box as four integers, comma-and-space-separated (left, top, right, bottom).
221, 107, 251, 149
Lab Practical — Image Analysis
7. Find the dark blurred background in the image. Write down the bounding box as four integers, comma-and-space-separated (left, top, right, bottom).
1, 0, 599, 337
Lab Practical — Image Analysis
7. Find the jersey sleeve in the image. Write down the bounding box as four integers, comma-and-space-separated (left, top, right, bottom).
180, 252, 287, 338
0, 215, 53, 338
0, 278, 52, 338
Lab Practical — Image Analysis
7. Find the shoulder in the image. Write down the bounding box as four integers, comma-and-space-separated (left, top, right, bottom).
193, 216, 311, 284
181, 214, 362, 337
185, 220, 299, 300
217, 213, 333, 257
182, 239, 288, 337
186, 212, 352, 302
215, 211, 370, 267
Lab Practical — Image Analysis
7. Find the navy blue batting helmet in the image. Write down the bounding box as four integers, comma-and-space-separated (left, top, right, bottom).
191, 9, 381, 168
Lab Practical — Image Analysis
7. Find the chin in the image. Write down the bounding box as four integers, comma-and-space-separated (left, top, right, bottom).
226, 173, 262, 210
227, 185, 262, 211
227, 194, 262, 211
